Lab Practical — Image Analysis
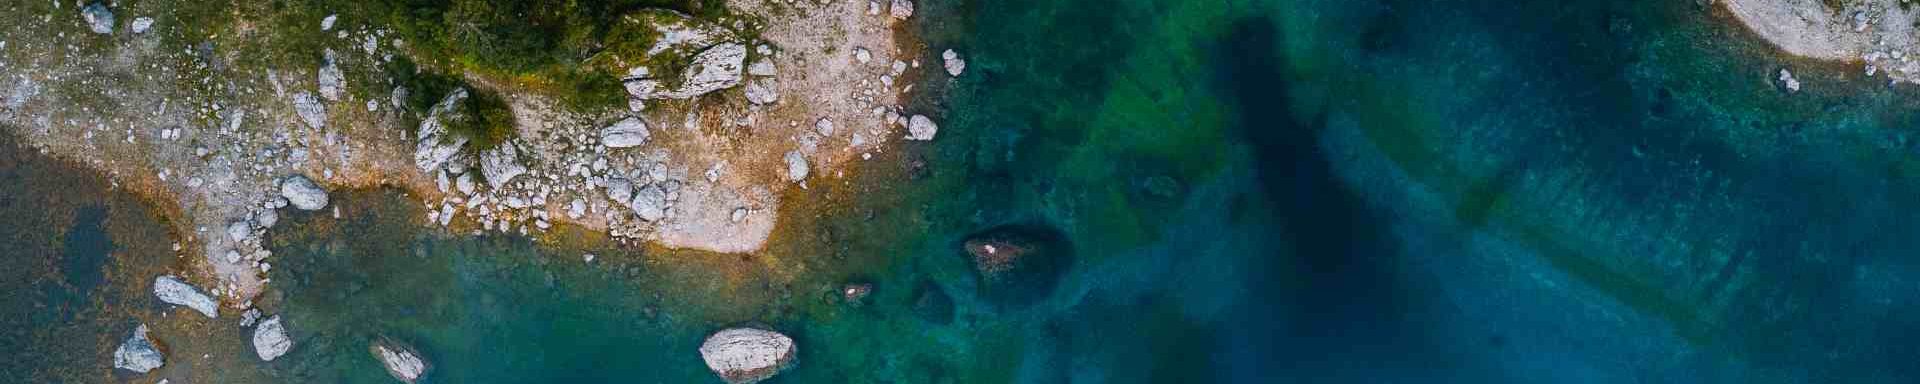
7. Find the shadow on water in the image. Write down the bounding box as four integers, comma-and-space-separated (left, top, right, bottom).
1214, 15, 1447, 382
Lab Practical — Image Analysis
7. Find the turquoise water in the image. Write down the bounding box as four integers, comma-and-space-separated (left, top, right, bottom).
11, 0, 1920, 382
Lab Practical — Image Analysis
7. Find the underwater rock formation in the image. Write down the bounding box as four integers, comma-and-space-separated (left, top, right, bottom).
960, 223, 1074, 307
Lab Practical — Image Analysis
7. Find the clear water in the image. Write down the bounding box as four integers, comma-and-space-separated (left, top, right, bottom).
8, 0, 1920, 382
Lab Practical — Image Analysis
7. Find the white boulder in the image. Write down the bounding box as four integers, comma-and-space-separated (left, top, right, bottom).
480, 142, 527, 190
414, 89, 472, 172
113, 324, 165, 373
601, 117, 651, 148
318, 49, 345, 101
293, 92, 328, 130
372, 339, 430, 383
784, 151, 809, 182
890, 0, 915, 20
130, 17, 153, 34
82, 3, 114, 34
253, 315, 293, 361
698, 328, 796, 384
624, 43, 747, 99
907, 115, 938, 141
153, 275, 218, 318
942, 49, 966, 77
280, 175, 330, 210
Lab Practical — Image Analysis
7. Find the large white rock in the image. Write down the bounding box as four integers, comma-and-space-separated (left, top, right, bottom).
253, 315, 293, 361
744, 78, 780, 105
907, 115, 938, 141
153, 275, 218, 318
632, 184, 667, 222
280, 175, 330, 210
601, 117, 651, 148
82, 3, 114, 34
130, 17, 154, 34
624, 43, 747, 100
942, 49, 966, 77
698, 328, 796, 384
414, 89, 471, 172
480, 142, 527, 190
372, 339, 430, 383
113, 324, 164, 373
292, 92, 328, 130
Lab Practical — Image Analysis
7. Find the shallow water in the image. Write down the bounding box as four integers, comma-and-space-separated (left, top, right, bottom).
9, 0, 1920, 382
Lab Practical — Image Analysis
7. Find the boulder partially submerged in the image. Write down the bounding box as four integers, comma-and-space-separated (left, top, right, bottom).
153, 275, 218, 318
280, 175, 330, 210
698, 328, 796, 384
371, 338, 431, 383
113, 324, 164, 373
253, 315, 293, 361
906, 114, 938, 141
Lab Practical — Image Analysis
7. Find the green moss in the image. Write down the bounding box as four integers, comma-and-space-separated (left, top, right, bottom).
444, 87, 516, 153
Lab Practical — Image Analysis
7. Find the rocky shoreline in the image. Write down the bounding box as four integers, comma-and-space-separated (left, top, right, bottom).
1721, 0, 1920, 85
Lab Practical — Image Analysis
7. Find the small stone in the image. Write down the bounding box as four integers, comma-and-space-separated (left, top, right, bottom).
784, 151, 810, 182
890, 0, 915, 20
602, 117, 651, 148
854, 47, 872, 64
321, 14, 338, 31
1778, 68, 1801, 93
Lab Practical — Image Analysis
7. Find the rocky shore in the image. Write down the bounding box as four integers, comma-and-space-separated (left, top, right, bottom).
1721, 0, 1920, 84
0, 0, 960, 321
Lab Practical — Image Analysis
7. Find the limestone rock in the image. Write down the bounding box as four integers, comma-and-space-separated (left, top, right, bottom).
371, 338, 430, 383
744, 78, 780, 105
318, 49, 345, 101
625, 43, 747, 100
82, 3, 114, 34
698, 328, 796, 384
632, 184, 667, 221
602, 117, 651, 148
293, 92, 328, 130
480, 142, 527, 190
1778, 68, 1801, 93
280, 175, 330, 210
113, 324, 165, 373
253, 315, 293, 361
942, 49, 966, 77
153, 275, 218, 318
784, 151, 809, 182
414, 89, 471, 172
130, 17, 153, 34
907, 114, 938, 141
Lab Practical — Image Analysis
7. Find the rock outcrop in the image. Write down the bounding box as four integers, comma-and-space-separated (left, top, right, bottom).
698, 328, 796, 384
318, 49, 345, 101
624, 43, 748, 100
113, 324, 164, 373
253, 315, 293, 361
280, 175, 330, 210
413, 89, 471, 172
601, 117, 651, 148
371, 338, 430, 383
153, 275, 218, 318
293, 91, 328, 130
480, 142, 527, 190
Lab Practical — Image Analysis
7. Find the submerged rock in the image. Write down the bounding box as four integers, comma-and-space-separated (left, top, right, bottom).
153, 275, 218, 318
601, 117, 651, 148
280, 175, 330, 210
942, 49, 966, 77
910, 279, 953, 324
253, 315, 293, 361
113, 324, 164, 373
82, 3, 114, 34
841, 283, 874, 306
371, 338, 430, 383
699, 328, 796, 384
960, 223, 1074, 307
